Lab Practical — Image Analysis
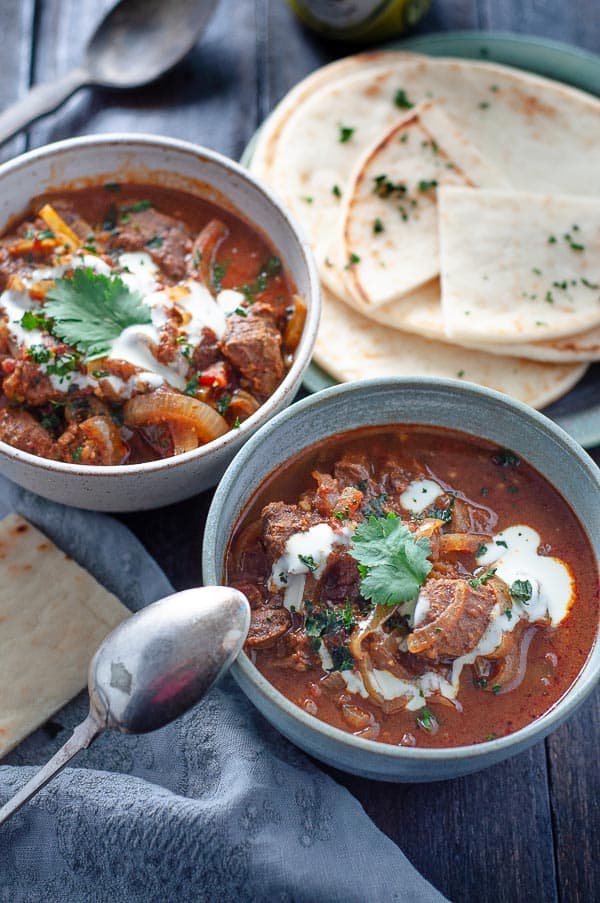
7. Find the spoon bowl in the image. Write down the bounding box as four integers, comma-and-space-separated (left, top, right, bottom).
87, 0, 219, 88
0, 585, 250, 826
89, 586, 250, 733
0, 0, 219, 144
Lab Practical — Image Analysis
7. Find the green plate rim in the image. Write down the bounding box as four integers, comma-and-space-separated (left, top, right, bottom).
243, 31, 600, 448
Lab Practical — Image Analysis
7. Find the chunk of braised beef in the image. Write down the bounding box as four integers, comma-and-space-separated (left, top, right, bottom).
0, 408, 56, 458
111, 208, 192, 280
219, 311, 284, 399
0, 245, 23, 290
407, 576, 508, 660
246, 606, 291, 648
229, 581, 264, 610
2, 360, 65, 407
261, 501, 318, 561
333, 453, 371, 489
192, 327, 221, 371
320, 549, 360, 603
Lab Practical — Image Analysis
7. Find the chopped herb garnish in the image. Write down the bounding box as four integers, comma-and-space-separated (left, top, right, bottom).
545, 291, 555, 304
332, 184, 342, 198
72, 447, 83, 462
496, 540, 508, 548
457, 369, 465, 378
510, 579, 532, 604
349, 512, 433, 605
480, 487, 489, 496
26, 345, 51, 364
399, 132, 409, 143
20, 310, 48, 331
298, 554, 318, 572
547, 235, 557, 244
103, 182, 121, 192
469, 568, 497, 588
475, 544, 488, 558
122, 199, 152, 213
217, 395, 231, 416
301, 195, 314, 204
234, 307, 248, 317
36, 228, 55, 241
233, 417, 241, 429
478, 101, 490, 110
211, 261, 229, 292
416, 707, 436, 732
146, 235, 164, 249
91, 369, 109, 379
394, 89, 414, 109
485, 732, 498, 741
373, 174, 407, 199
581, 277, 599, 290
505, 608, 513, 621
44, 268, 151, 360
373, 218, 384, 234
417, 179, 438, 193
184, 374, 200, 396
532, 267, 542, 275
338, 125, 355, 143
327, 645, 355, 672
492, 685, 502, 694
492, 448, 519, 468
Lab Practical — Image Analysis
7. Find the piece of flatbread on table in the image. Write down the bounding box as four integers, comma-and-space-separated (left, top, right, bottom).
0, 514, 129, 758
341, 102, 509, 309
360, 279, 600, 363
313, 287, 587, 409
439, 187, 600, 343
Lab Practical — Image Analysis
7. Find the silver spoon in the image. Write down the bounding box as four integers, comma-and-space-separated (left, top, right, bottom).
0, 585, 249, 827
0, 0, 218, 146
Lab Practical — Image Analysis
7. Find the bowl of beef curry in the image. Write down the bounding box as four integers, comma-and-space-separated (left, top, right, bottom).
204, 378, 599, 781
0, 135, 320, 510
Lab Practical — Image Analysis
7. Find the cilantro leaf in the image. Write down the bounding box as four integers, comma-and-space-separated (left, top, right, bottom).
510, 579, 532, 604
44, 268, 152, 360
349, 513, 432, 605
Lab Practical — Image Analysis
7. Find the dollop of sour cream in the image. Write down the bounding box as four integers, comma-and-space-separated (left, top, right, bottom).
400, 479, 443, 514
476, 525, 574, 626
270, 524, 352, 612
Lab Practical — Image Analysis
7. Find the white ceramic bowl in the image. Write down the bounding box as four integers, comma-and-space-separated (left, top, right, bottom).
203, 378, 600, 781
0, 134, 320, 511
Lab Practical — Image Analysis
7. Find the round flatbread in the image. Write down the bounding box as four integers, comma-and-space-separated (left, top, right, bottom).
313, 287, 587, 410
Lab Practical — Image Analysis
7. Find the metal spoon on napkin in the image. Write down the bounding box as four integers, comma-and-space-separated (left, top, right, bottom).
0, 585, 250, 827
0, 0, 218, 145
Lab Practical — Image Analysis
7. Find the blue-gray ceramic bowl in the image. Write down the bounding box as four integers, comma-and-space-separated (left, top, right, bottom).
202, 378, 600, 782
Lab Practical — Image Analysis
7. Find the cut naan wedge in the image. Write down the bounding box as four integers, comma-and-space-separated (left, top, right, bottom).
362, 279, 600, 362
314, 287, 587, 409
341, 102, 509, 308
439, 187, 600, 343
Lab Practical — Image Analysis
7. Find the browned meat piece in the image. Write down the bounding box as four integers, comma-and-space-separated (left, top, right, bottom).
0, 408, 56, 458
64, 396, 112, 425
261, 501, 319, 561
56, 415, 128, 465
0, 245, 23, 290
156, 320, 180, 365
407, 576, 509, 660
247, 606, 291, 647
230, 581, 264, 609
192, 327, 221, 371
219, 312, 284, 399
333, 453, 371, 488
111, 208, 192, 280
320, 549, 360, 603
46, 199, 92, 239
2, 360, 64, 406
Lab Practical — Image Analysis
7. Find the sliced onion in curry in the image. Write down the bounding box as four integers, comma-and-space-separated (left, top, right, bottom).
124, 392, 229, 444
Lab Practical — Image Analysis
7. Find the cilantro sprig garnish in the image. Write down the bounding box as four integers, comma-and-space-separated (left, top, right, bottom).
349, 512, 432, 605
44, 268, 152, 360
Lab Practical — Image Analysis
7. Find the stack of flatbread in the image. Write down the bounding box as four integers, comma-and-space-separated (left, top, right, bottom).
250, 52, 600, 408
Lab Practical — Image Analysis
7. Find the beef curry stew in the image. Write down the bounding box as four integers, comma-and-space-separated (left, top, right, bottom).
0, 184, 303, 465
226, 426, 598, 748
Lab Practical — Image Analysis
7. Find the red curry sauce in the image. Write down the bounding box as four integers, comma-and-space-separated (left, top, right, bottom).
226, 426, 598, 748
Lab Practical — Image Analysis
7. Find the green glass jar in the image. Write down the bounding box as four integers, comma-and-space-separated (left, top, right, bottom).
287, 0, 431, 43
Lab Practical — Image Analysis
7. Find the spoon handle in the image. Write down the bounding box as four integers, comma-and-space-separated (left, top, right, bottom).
0, 67, 89, 145
0, 713, 100, 827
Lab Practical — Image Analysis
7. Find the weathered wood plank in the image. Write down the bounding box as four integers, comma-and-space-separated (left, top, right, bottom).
0, 0, 36, 163
546, 686, 600, 903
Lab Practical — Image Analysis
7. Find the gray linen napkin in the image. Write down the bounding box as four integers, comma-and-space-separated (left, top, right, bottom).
0, 478, 447, 903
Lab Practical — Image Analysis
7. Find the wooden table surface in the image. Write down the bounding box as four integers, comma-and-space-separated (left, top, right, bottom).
0, 2, 598, 901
